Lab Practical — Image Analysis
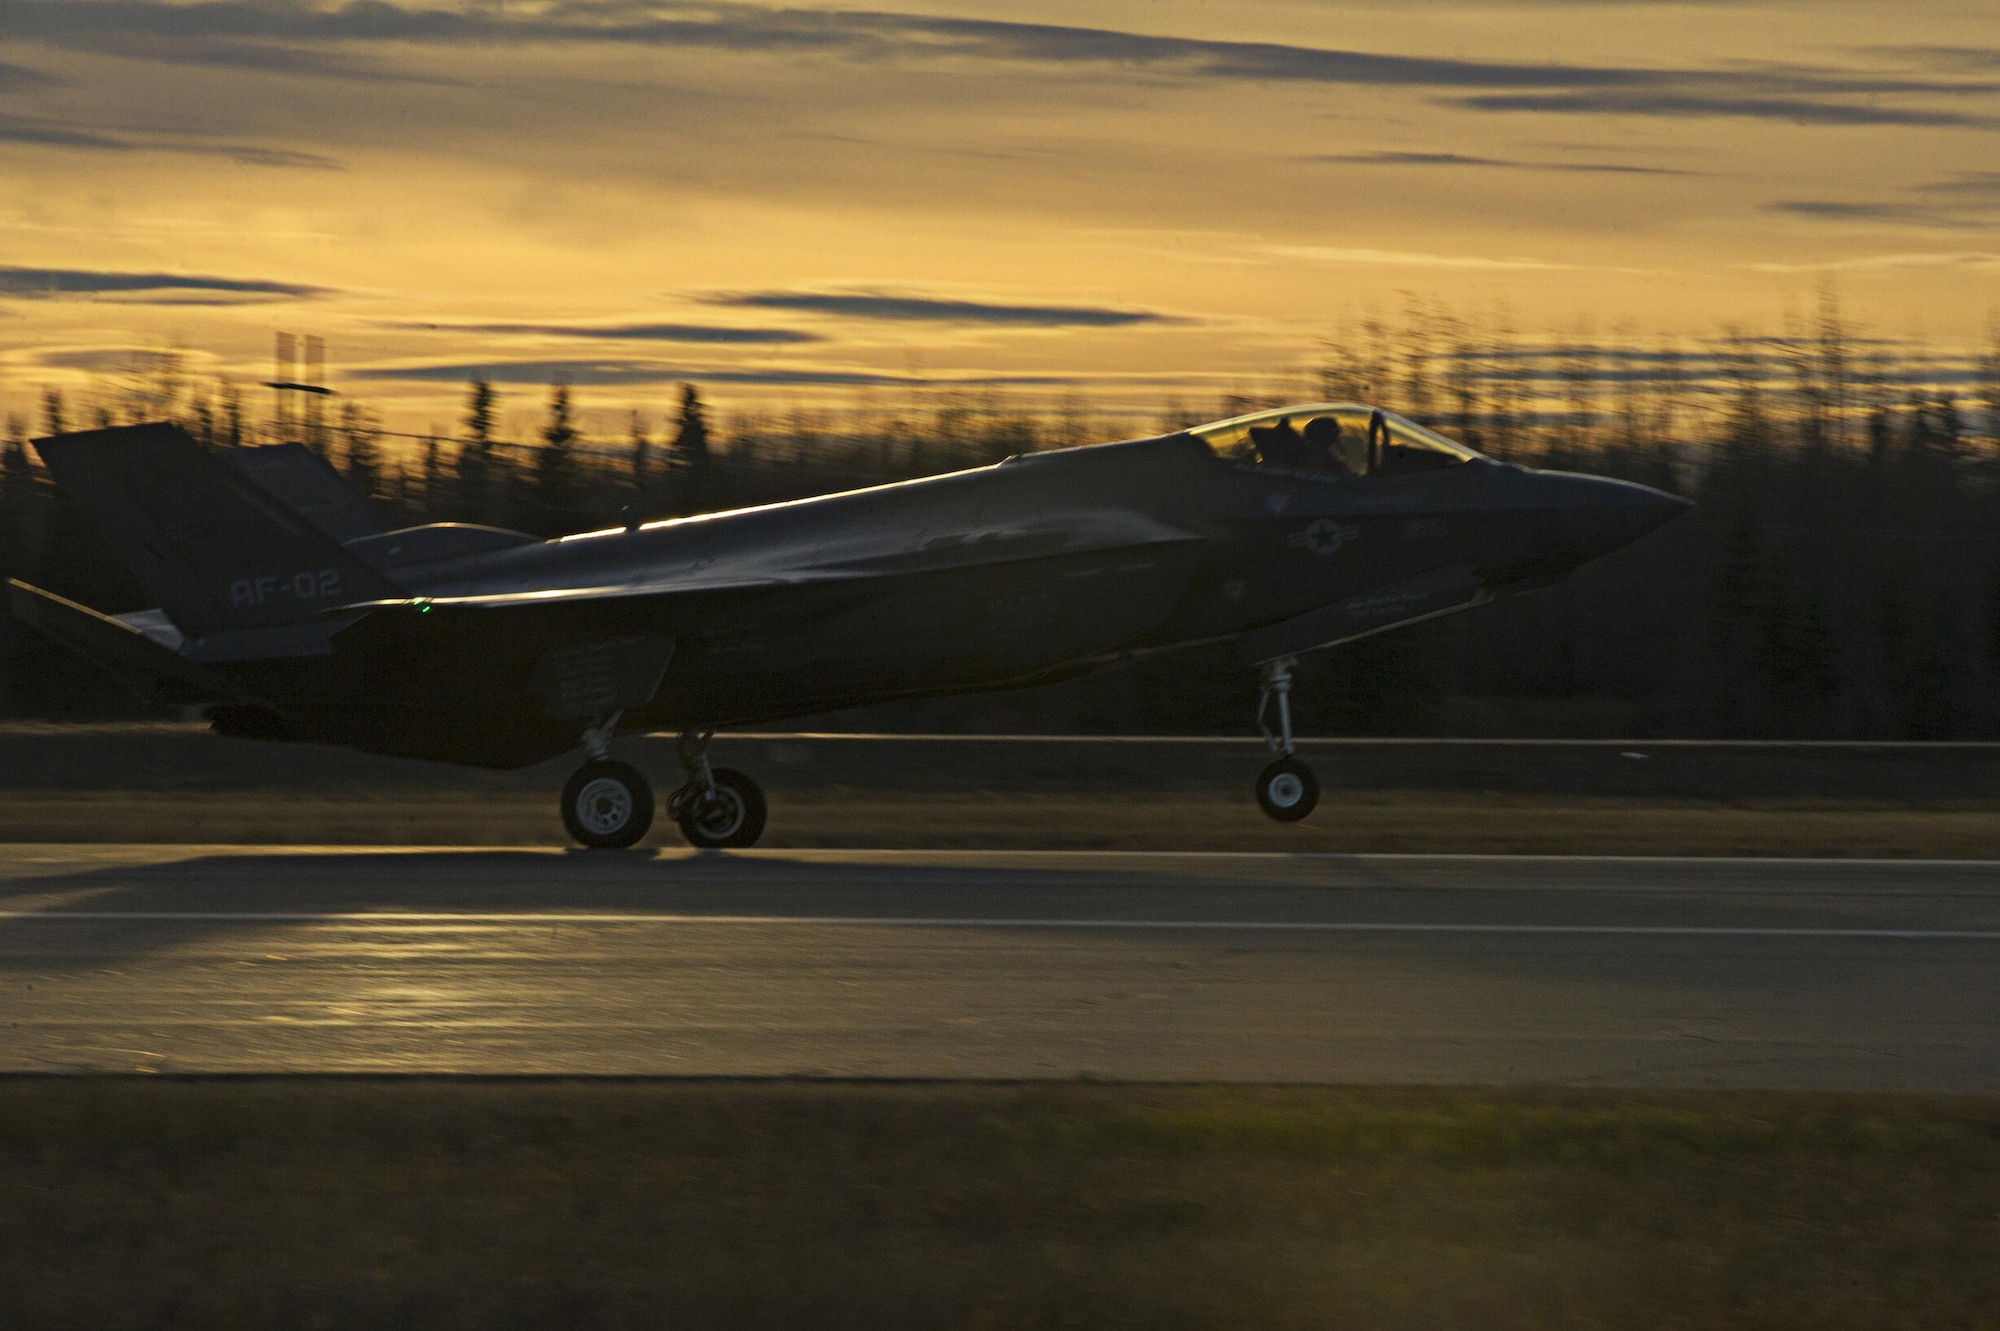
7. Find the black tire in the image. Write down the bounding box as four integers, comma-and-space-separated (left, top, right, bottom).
561, 759, 655, 849
675, 768, 767, 849
1255, 757, 1319, 822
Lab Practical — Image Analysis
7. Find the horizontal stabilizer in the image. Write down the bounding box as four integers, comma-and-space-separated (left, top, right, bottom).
6, 578, 256, 704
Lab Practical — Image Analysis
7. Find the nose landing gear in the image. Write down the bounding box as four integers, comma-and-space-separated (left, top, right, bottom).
665, 729, 768, 849
1254, 655, 1319, 822
560, 712, 656, 848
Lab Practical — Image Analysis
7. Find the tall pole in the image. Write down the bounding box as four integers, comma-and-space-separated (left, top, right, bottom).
304, 334, 325, 453
273, 332, 296, 442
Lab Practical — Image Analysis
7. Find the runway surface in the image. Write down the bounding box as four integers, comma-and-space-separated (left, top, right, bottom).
3, 845, 1999, 1088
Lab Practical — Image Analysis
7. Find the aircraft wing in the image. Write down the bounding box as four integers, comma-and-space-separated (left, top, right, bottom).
337, 568, 864, 614
335, 513, 1202, 617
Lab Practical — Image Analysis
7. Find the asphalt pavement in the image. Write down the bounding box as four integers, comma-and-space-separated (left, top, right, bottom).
3, 845, 1998, 1088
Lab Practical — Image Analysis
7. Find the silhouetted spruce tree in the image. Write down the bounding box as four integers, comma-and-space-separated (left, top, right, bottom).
39, 388, 65, 437
629, 409, 651, 492
671, 383, 710, 514
671, 382, 708, 459
457, 377, 497, 523
219, 381, 245, 449
421, 434, 442, 517
1979, 314, 2000, 449
536, 380, 581, 533
185, 388, 218, 449
339, 400, 382, 499
0, 415, 27, 578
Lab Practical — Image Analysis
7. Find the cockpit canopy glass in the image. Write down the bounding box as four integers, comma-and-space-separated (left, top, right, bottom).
1188, 403, 1483, 479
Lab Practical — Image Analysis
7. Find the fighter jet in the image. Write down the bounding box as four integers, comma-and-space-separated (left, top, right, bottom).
9, 403, 1687, 848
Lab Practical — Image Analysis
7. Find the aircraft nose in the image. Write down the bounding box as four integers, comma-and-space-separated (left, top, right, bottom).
1590, 477, 1691, 548
1535, 472, 1693, 563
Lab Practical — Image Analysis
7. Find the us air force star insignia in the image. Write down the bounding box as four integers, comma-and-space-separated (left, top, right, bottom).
1289, 518, 1357, 556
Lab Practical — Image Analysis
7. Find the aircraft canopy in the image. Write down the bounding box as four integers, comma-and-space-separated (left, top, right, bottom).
1189, 403, 1482, 479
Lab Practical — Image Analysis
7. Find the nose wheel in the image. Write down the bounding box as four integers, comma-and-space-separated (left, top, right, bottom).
1254, 656, 1319, 822
1256, 757, 1318, 822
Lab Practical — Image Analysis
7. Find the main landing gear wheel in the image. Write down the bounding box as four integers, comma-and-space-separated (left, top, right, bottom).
675, 767, 767, 849
561, 759, 655, 849
1256, 756, 1319, 822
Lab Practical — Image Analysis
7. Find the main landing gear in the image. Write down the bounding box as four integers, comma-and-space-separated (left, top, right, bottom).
561, 712, 655, 848
1254, 655, 1319, 823
664, 729, 768, 850
557, 718, 768, 850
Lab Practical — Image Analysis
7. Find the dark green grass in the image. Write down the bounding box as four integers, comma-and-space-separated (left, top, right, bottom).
4, 1080, 1999, 1328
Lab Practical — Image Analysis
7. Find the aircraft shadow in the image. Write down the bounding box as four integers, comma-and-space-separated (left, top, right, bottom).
0, 847, 1320, 972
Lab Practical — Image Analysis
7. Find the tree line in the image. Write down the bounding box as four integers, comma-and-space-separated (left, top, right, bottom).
5, 296, 2000, 737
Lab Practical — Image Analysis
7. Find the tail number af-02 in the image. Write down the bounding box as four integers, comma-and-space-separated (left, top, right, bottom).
229, 569, 342, 608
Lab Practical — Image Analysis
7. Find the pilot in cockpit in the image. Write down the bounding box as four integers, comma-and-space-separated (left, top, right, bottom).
1251, 417, 1305, 468
1301, 417, 1347, 475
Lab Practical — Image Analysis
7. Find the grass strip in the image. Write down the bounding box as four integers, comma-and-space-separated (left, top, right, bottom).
2, 1080, 1997, 1329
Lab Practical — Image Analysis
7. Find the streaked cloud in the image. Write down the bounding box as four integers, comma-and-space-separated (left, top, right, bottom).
1765, 200, 1974, 226
1767, 177, 2000, 228
1451, 92, 1997, 126
1744, 251, 2000, 272
350, 359, 1077, 387
0, 113, 338, 166
0, 59, 60, 91
703, 291, 1186, 327
1919, 170, 2000, 196
389, 321, 822, 345
1304, 150, 1695, 175
10, 0, 1998, 104
36, 347, 185, 373
0, 265, 327, 300
1258, 246, 1573, 270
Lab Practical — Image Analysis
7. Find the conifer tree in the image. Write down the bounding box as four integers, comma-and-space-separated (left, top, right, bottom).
39, 388, 65, 437
0, 414, 27, 577
669, 383, 709, 515
537, 379, 580, 532
671, 383, 708, 459
629, 409, 651, 490
421, 434, 442, 516
457, 377, 498, 522
220, 381, 244, 448
339, 400, 381, 499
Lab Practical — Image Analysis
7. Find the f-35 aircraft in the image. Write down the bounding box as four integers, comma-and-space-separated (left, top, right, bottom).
11, 404, 1687, 848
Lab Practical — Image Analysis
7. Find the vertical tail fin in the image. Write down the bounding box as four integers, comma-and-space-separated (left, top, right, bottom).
31, 422, 402, 635
223, 442, 393, 544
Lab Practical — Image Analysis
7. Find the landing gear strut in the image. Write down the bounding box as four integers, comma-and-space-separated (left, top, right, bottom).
561, 711, 656, 848
665, 729, 767, 849
1254, 656, 1319, 822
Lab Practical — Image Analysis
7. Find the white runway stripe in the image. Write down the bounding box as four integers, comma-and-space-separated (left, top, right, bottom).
3, 911, 2000, 939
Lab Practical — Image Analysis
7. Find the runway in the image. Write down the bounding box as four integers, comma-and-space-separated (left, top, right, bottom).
3, 845, 1999, 1088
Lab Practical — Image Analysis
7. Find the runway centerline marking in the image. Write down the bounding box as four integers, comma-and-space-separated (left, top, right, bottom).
3, 911, 2000, 940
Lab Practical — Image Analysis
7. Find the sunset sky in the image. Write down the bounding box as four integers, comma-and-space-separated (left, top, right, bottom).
2, 0, 1998, 436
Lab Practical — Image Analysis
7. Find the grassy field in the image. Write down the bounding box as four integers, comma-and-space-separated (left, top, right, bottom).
2, 1079, 1997, 1328
8, 789, 2000, 856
